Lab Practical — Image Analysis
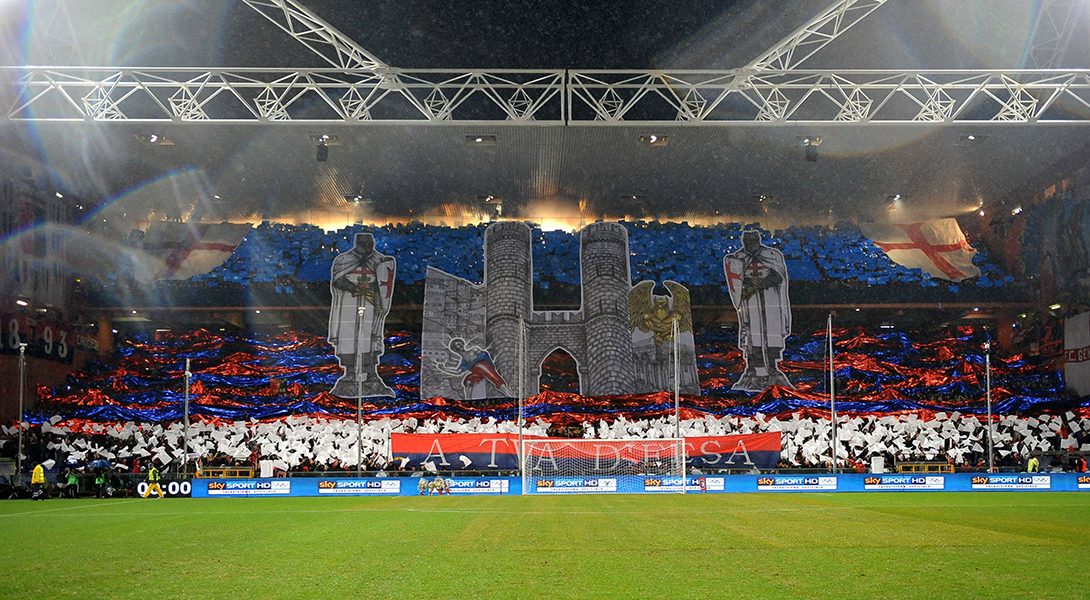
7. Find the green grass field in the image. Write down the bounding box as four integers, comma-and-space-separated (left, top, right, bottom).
1, 492, 1087, 599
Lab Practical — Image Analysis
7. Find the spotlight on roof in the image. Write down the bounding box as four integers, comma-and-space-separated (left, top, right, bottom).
308, 134, 341, 146
798, 136, 822, 162
343, 194, 373, 207
16, 299, 28, 307
979, 210, 985, 217
55, 192, 63, 199
638, 134, 669, 146
1050, 303, 1062, 310
134, 133, 174, 146
960, 133, 985, 143
1012, 206, 1022, 215
466, 135, 496, 146
477, 195, 503, 219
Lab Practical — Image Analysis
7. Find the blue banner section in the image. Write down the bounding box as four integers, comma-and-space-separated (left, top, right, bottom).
191, 473, 1090, 497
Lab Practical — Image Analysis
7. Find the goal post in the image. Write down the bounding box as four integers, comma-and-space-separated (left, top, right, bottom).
521, 438, 687, 494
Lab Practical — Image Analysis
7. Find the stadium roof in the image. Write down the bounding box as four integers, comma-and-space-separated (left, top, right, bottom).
2, 0, 1089, 229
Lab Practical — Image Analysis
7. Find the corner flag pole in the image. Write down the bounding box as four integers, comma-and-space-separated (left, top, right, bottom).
828, 313, 837, 474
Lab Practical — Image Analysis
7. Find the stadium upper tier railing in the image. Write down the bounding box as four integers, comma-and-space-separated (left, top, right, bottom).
5, 68, 1090, 123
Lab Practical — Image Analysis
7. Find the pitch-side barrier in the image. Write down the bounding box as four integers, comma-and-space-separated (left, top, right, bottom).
190, 473, 1090, 497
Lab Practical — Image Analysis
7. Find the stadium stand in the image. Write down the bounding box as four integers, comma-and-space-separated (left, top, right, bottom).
10, 323, 1084, 476
108, 220, 1012, 292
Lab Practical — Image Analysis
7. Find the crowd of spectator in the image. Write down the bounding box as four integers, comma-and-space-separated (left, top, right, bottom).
3, 409, 1085, 494
100, 220, 1012, 293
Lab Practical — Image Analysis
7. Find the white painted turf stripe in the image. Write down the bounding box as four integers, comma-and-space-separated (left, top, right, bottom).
0, 498, 144, 518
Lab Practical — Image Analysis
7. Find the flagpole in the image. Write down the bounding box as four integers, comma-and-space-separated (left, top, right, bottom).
183, 358, 191, 477
356, 306, 365, 478
985, 340, 994, 473
828, 313, 837, 474
674, 317, 685, 494
673, 317, 681, 440
16, 343, 26, 484
518, 315, 525, 478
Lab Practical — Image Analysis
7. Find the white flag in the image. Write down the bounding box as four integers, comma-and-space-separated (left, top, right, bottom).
860, 219, 982, 281
134, 222, 252, 282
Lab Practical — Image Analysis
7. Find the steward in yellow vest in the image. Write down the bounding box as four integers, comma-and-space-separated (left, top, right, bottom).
142, 466, 165, 499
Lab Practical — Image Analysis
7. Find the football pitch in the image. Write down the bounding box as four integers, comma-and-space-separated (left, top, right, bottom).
1, 492, 1087, 600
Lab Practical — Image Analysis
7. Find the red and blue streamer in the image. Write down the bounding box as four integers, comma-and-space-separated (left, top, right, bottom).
27, 325, 1085, 425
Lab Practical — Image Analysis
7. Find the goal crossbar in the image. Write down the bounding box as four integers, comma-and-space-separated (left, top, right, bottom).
521, 438, 687, 495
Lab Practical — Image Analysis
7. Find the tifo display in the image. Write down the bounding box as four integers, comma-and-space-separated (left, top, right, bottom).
100, 219, 1011, 293
9, 218, 1089, 496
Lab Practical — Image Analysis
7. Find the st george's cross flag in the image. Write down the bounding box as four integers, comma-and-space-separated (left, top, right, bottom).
136, 221, 252, 282
1064, 311, 1090, 397
860, 219, 982, 281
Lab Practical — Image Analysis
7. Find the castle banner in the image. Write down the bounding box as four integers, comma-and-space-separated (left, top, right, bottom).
420, 222, 700, 400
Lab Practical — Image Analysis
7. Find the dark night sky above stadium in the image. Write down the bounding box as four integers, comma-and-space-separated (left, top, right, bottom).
249, 0, 740, 69
1, 0, 826, 70
2, 1, 1065, 72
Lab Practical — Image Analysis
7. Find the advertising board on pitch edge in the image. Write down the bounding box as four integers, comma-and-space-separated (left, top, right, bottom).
448, 479, 510, 494
643, 476, 726, 493
318, 479, 401, 495
863, 475, 944, 491
970, 475, 1050, 490
535, 478, 617, 493
757, 476, 837, 491
206, 480, 291, 496
1079, 476, 1090, 490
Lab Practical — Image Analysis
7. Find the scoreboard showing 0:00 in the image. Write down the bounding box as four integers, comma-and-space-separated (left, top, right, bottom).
1, 312, 73, 364
136, 481, 192, 498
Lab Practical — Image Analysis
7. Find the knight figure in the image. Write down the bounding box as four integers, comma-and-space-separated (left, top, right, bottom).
328, 232, 396, 398
723, 230, 793, 391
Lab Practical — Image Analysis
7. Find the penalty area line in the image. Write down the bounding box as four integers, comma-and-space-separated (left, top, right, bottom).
0, 498, 144, 518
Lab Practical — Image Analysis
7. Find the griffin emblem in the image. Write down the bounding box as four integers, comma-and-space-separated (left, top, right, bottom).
629, 280, 693, 345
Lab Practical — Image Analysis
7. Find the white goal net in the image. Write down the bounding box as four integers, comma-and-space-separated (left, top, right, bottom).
521, 438, 686, 494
